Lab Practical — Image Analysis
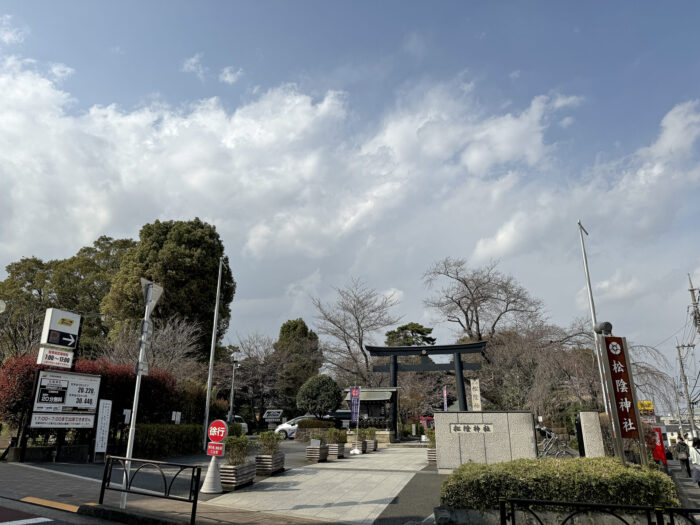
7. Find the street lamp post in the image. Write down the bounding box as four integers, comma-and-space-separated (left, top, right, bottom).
227, 361, 240, 424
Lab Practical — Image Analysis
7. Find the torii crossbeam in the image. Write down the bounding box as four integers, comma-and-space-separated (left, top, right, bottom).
366, 341, 486, 436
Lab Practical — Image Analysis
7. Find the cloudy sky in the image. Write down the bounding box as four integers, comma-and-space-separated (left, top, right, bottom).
1, 2, 700, 377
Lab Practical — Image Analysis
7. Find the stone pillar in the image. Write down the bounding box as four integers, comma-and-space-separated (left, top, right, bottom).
579, 411, 605, 457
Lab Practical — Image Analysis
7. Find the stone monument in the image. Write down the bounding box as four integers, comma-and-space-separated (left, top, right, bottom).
578, 411, 605, 457
434, 411, 537, 471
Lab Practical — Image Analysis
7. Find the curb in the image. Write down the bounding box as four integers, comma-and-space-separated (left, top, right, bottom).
78, 503, 190, 525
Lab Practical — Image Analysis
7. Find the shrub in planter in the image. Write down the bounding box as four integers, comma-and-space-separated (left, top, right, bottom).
295, 419, 333, 442
255, 431, 284, 475
357, 428, 372, 453
365, 427, 378, 451
221, 435, 255, 490
425, 428, 436, 464
306, 430, 329, 462
228, 422, 243, 437
327, 428, 347, 459
440, 457, 679, 512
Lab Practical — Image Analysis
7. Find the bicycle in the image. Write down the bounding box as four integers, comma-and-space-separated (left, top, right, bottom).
537, 426, 577, 458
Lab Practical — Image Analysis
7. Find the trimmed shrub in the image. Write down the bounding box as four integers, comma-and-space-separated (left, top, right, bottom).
296, 375, 342, 418
228, 422, 243, 437
440, 457, 679, 511
297, 419, 334, 429
327, 428, 347, 444
426, 428, 436, 447
133, 424, 202, 458
309, 430, 327, 446
257, 431, 280, 455
358, 428, 369, 441
366, 427, 377, 440
224, 435, 252, 466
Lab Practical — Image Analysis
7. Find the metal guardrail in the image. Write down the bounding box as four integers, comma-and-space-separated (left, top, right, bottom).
99, 455, 202, 525
499, 498, 700, 525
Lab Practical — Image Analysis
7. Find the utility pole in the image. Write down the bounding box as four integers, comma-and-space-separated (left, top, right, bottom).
203, 257, 224, 451
689, 274, 700, 335
677, 343, 697, 439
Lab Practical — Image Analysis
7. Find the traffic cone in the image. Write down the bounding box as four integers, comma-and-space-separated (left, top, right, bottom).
200, 455, 223, 493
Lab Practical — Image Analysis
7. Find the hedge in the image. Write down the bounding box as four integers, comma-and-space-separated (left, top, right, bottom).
440, 457, 679, 511
297, 419, 334, 429
133, 424, 202, 458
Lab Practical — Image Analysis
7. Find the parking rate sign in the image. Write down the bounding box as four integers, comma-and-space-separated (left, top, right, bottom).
350, 386, 361, 423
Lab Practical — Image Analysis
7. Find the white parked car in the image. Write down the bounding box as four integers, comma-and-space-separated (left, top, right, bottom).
274, 414, 315, 439
231, 415, 248, 435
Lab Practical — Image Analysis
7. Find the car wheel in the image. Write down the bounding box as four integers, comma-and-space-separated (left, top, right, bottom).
279, 430, 288, 440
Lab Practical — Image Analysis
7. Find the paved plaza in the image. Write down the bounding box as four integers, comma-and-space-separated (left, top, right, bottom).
207, 448, 430, 524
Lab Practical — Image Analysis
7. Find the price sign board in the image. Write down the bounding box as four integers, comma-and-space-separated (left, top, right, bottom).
207, 442, 225, 457
37, 346, 74, 369
31, 413, 94, 428
32, 370, 101, 414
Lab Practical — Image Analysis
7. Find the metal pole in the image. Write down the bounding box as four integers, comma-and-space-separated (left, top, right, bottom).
121, 283, 153, 509
578, 221, 611, 419
203, 257, 224, 451
227, 361, 238, 424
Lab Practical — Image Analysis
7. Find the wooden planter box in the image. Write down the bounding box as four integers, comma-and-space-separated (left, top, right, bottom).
306, 445, 329, 462
427, 448, 436, 464
328, 443, 345, 459
255, 452, 284, 475
363, 440, 377, 452
220, 463, 256, 490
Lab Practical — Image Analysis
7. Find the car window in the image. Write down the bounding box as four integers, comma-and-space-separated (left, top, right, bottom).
234, 416, 244, 423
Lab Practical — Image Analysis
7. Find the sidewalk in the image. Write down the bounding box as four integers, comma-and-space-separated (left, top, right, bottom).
667, 459, 700, 512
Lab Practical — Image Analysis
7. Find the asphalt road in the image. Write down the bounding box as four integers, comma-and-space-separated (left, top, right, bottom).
29, 438, 311, 499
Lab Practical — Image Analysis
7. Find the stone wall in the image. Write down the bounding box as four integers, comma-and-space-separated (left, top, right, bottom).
579, 411, 605, 457
434, 411, 537, 470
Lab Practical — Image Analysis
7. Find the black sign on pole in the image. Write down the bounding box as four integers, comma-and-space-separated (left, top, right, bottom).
46, 329, 78, 349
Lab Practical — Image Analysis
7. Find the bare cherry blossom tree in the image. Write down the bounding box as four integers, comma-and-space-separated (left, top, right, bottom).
312, 278, 401, 386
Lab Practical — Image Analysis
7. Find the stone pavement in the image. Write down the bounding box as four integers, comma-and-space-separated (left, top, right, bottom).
207, 448, 432, 524
0, 446, 442, 524
667, 459, 700, 511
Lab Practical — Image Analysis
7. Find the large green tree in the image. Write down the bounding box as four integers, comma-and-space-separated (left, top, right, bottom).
101, 218, 236, 360
296, 374, 342, 419
272, 318, 323, 417
385, 322, 436, 347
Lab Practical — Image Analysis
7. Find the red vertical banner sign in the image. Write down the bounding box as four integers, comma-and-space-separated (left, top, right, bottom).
602, 336, 641, 439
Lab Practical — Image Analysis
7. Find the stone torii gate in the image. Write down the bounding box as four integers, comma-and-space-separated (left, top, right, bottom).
366, 341, 486, 438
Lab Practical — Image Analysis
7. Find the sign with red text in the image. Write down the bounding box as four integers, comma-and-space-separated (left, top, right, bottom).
350, 386, 361, 423
602, 336, 641, 439
207, 442, 225, 456
37, 346, 73, 369
207, 419, 228, 442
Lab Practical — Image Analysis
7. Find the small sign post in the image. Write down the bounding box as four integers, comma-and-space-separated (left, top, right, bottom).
94, 400, 112, 462
350, 386, 361, 455
201, 420, 228, 494
470, 379, 482, 411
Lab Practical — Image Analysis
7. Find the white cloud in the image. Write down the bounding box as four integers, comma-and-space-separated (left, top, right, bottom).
181, 53, 207, 81
0, 15, 26, 46
509, 70, 520, 80
49, 63, 74, 80
219, 66, 243, 85
559, 116, 575, 128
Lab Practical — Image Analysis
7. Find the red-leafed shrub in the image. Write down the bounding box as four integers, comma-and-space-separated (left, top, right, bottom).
0, 354, 38, 428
